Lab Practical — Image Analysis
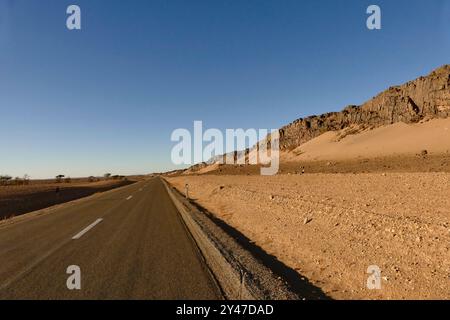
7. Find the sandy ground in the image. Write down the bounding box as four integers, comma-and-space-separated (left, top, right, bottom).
0, 180, 134, 220
285, 118, 450, 162
168, 173, 450, 300
168, 119, 450, 299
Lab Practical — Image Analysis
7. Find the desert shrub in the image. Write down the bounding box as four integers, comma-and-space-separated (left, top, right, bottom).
0, 175, 12, 186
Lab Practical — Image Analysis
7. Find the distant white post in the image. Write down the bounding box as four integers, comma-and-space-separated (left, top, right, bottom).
185, 184, 189, 199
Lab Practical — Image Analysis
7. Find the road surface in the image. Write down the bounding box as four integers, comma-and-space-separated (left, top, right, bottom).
0, 178, 222, 299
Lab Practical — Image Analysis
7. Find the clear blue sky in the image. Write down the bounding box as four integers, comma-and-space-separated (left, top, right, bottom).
1, 0, 449, 178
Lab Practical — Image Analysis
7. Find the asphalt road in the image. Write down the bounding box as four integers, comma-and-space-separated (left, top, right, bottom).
0, 178, 222, 299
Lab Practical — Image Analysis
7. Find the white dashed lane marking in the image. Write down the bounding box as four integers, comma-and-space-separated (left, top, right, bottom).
72, 219, 103, 240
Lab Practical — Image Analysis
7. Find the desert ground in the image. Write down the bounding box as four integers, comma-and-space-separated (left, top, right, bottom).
284, 118, 450, 162
0, 179, 135, 220
167, 118, 450, 300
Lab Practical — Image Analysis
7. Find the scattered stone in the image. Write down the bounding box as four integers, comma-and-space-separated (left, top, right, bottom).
303, 217, 313, 225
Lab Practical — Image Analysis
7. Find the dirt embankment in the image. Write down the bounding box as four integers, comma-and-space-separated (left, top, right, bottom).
0, 180, 135, 220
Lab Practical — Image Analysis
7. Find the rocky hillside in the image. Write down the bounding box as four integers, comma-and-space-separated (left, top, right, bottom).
182, 65, 450, 172
279, 65, 450, 150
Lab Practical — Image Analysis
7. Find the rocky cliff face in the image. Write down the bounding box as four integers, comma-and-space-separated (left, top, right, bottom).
279, 65, 450, 150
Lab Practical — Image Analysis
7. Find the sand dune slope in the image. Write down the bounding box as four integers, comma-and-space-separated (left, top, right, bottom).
285, 118, 450, 162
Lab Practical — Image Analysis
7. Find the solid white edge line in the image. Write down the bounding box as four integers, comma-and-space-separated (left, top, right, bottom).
72, 218, 103, 240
